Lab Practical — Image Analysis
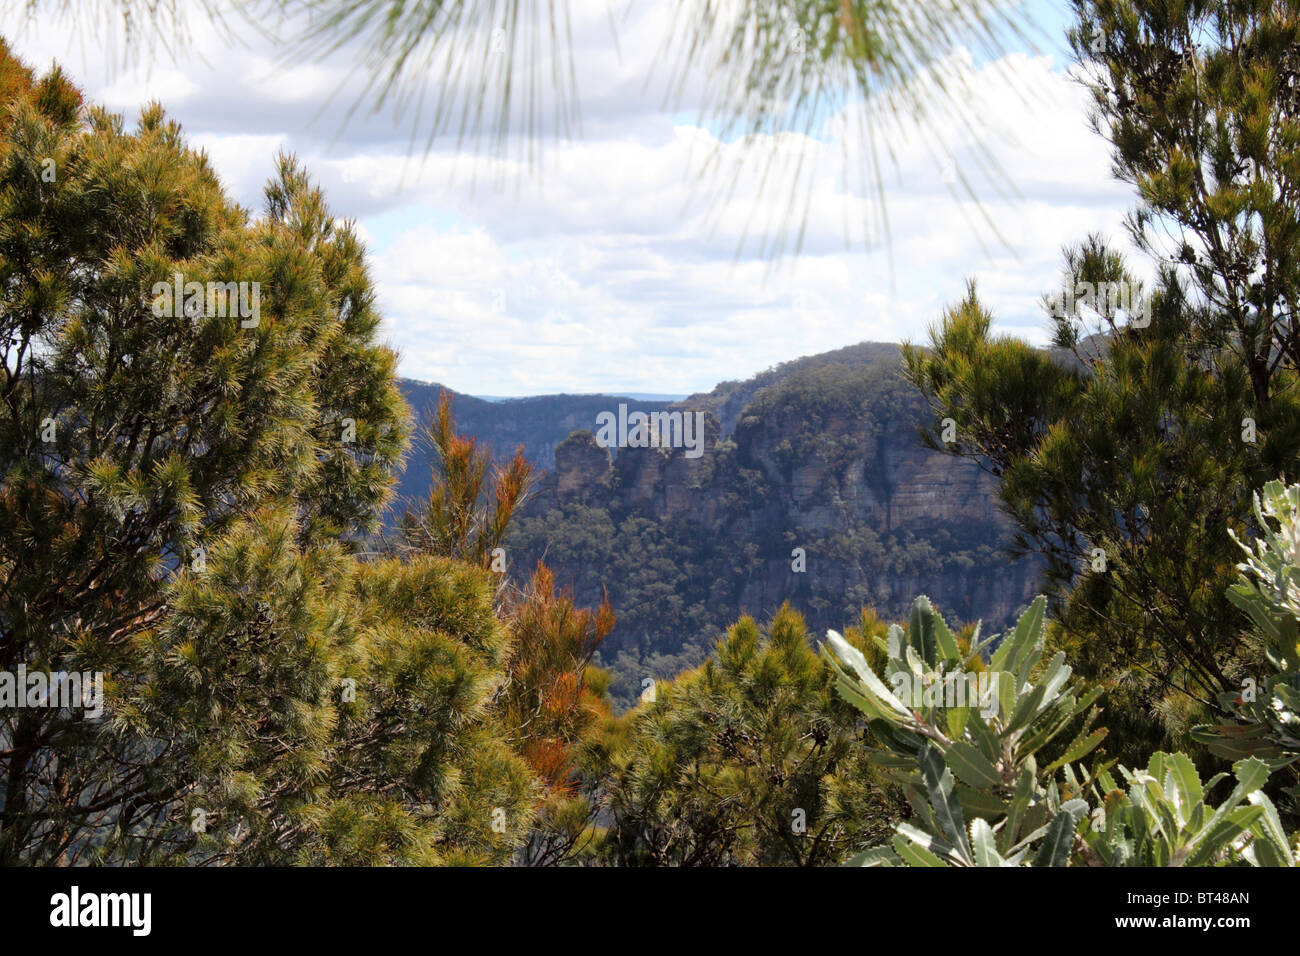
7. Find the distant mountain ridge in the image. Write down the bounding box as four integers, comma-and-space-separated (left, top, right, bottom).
397, 341, 909, 474
395, 381, 672, 497
472, 392, 688, 403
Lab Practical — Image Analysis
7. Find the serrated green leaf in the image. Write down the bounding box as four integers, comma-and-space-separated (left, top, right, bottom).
1184, 807, 1263, 867
990, 596, 1046, 676
1032, 799, 1086, 867
956, 784, 1009, 820
969, 817, 1003, 867
1246, 790, 1293, 866
946, 740, 1002, 789
892, 833, 949, 867
1165, 751, 1203, 810
844, 844, 898, 867
1043, 728, 1108, 774
918, 744, 971, 863
933, 608, 961, 662
909, 596, 940, 667
826, 630, 912, 722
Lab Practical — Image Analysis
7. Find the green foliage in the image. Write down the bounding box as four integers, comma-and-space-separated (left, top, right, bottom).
127, 508, 351, 863
126, 529, 536, 866
1080, 753, 1293, 868
1194, 480, 1300, 768
508, 351, 1036, 709
830, 591, 1298, 866
826, 595, 1103, 865
905, 269, 1265, 763
394, 392, 618, 866
589, 604, 901, 865
327, 555, 536, 866
0, 43, 556, 867
905, 0, 1300, 762
401, 388, 533, 570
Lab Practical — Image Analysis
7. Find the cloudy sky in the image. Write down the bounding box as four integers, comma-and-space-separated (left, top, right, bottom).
2, 0, 1140, 397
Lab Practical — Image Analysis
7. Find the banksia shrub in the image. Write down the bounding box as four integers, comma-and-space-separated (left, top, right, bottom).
827, 593, 1295, 866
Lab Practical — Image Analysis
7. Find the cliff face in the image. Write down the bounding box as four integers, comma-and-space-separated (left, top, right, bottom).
553, 431, 612, 498
397, 380, 666, 483
397, 343, 1043, 708
732, 407, 1004, 532
540, 384, 1035, 630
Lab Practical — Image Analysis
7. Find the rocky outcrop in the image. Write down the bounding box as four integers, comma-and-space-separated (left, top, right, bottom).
554, 430, 612, 499
520, 345, 1041, 632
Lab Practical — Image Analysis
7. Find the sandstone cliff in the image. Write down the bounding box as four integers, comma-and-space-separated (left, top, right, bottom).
502, 344, 1043, 706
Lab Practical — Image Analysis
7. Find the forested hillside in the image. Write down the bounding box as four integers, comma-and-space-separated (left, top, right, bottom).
396, 344, 1043, 707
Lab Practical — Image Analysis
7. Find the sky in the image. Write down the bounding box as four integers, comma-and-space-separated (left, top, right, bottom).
0, 0, 1141, 397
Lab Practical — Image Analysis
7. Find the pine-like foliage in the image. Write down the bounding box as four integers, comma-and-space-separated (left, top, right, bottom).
502, 563, 614, 866
0, 41, 552, 865
590, 604, 901, 866
903, 0, 1300, 768
402, 389, 532, 572
399, 392, 617, 864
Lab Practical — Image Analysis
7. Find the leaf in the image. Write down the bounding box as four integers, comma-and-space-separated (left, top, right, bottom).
892, 833, 949, 867
946, 740, 1002, 789
844, 844, 898, 867
895, 820, 951, 855
1230, 757, 1271, 798
996, 670, 1016, 725
956, 785, 1009, 820
969, 817, 1004, 867
1183, 807, 1263, 867
909, 596, 940, 667
1006, 680, 1048, 736
946, 705, 970, 740
965, 707, 1003, 761
932, 606, 962, 662
1191, 722, 1282, 760
1032, 799, 1086, 867
1246, 791, 1293, 866
1000, 765, 1035, 853
826, 630, 912, 721
831, 671, 894, 723
1034, 654, 1072, 709
1164, 751, 1203, 814
990, 596, 1046, 676
1184, 758, 1271, 862
918, 744, 972, 863
1043, 728, 1108, 774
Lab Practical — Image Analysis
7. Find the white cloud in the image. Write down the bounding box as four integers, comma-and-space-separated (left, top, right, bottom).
0, 0, 1140, 396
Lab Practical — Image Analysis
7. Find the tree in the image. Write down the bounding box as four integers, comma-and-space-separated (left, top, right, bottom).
501, 562, 614, 866
0, 42, 418, 863
400, 390, 616, 865
401, 388, 532, 574
903, 0, 1300, 766
590, 603, 900, 866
